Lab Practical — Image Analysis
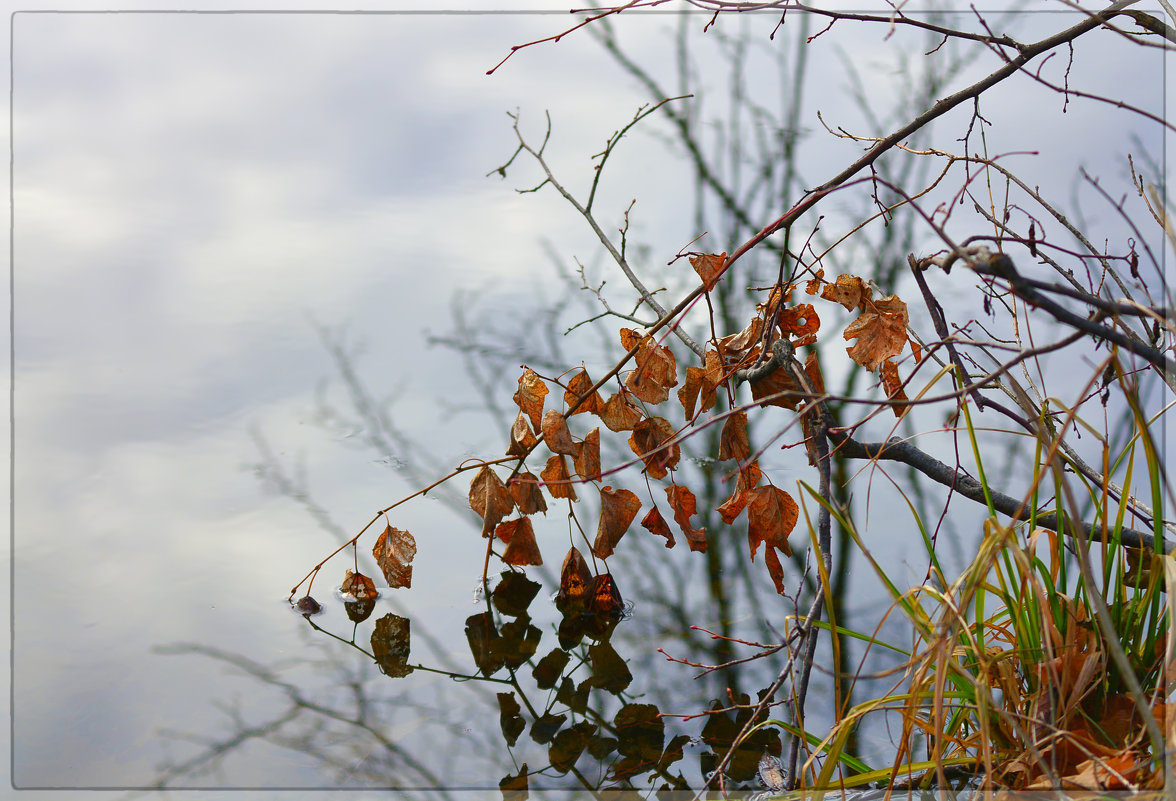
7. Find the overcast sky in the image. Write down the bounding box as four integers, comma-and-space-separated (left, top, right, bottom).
3, 2, 1170, 797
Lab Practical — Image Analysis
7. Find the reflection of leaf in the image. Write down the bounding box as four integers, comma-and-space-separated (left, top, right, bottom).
530, 712, 567, 745
549, 722, 596, 774
499, 762, 529, 801
541, 409, 577, 455
660, 734, 691, 772
492, 571, 541, 618
496, 517, 543, 567
615, 703, 664, 763
843, 294, 909, 371
699, 693, 780, 783
588, 640, 632, 693
465, 612, 504, 677
532, 648, 570, 690
540, 455, 577, 501
513, 367, 548, 431
344, 598, 375, 623
593, 485, 642, 559
564, 368, 603, 415
371, 613, 413, 678
640, 505, 675, 548
499, 617, 542, 670
497, 692, 526, 747
666, 485, 707, 553
628, 416, 680, 479
557, 676, 589, 714
469, 466, 515, 533
372, 526, 416, 589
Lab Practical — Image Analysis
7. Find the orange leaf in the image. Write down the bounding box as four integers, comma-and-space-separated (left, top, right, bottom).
598, 389, 643, 432
506, 412, 538, 457
804, 268, 826, 296
542, 409, 577, 455
764, 543, 786, 594
689, 251, 726, 291
820, 273, 873, 310
718, 316, 763, 357
843, 294, 909, 371
717, 461, 762, 523
513, 367, 548, 431
665, 485, 706, 553
469, 466, 515, 534
589, 573, 624, 616
342, 569, 379, 600
557, 546, 592, 614
748, 485, 797, 560
718, 410, 749, 461
778, 303, 819, 340
593, 485, 642, 559
564, 368, 604, 415
880, 358, 909, 418
678, 366, 704, 420
540, 455, 577, 501
372, 525, 417, 589
749, 362, 806, 410
628, 416, 680, 479
641, 505, 675, 548
496, 517, 543, 566
573, 427, 601, 482
804, 351, 825, 395
621, 328, 678, 404
508, 472, 548, 515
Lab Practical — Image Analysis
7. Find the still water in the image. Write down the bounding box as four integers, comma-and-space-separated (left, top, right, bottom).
9, 7, 1164, 799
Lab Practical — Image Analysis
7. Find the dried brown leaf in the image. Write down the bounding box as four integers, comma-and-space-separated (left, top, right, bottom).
843, 294, 909, 371
689, 251, 726, 291
342, 569, 379, 600
593, 485, 642, 559
748, 485, 797, 561
540, 455, 577, 501
573, 427, 601, 482
665, 485, 706, 553
557, 547, 592, 614
469, 466, 516, 533
717, 462, 762, 523
778, 303, 819, 341
513, 367, 548, 432
820, 273, 873, 310
598, 389, 643, 432
496, 517, 543, 566
718, 410, 749, 461
564, 368, 604, 415
508, 472, 548, 515
372, 525, 417, 589
640, 505, 675, 548
627, 416, 680, 479
621, 328, 678, 404
880, 358, 909, 419
507, 412, 538, 457
542, 409, 577, 455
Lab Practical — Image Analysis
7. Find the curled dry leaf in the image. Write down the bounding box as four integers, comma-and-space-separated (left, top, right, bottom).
564, 368, 604, 415
718, 410, 749, 461
507, 412, 538, 457
557, 546, 592, 614
573, 427, 601, 482
717, 461, 762, 524
778, 303, 820, 341
843, 294, 909, 371
593, 485, 642, 559
689, 251, 726, 291
640, 504, 675, 548
820, 273, 873, 311
597, 389, 643, 432
718, 316, 763, 357
372, 525, 417, 589
620, 328, 678, 404
496, 517, 543, 566
628, 416, 680, 479
880, 358, 909, 418
747, 486, 797, 594
665, 485, 706, 552
513, 367, 549, 431
679, 354, 722, 421
469, 465, 516, 534
804, 268, 826, 296
342, 569, 379, 600
508, 472, 548, 515
540, 454, 577, 501
542, 409, 577, 455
